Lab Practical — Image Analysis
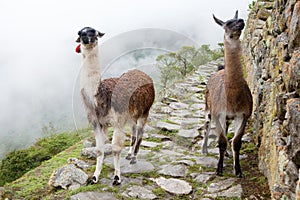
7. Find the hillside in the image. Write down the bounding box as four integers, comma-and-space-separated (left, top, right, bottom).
0, 59, 270, 200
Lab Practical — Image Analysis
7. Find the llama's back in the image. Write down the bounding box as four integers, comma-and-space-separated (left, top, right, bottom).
111, 69, 155, 120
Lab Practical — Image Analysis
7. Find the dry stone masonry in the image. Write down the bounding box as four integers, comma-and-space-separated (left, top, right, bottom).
243, 0, 300, 199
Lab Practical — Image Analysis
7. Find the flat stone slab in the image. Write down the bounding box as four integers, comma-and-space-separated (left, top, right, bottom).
207, 178, 236, 193
158, 164, 188, 177
105, 157, 155, 174
206, 184, 243, 198
194, 173, 214, 184
169, 102, 189, 110
178, 129, 199, 138
176, 159, 195, 166
194, 156, 219, 168
170, 109, 193, 117
156, 121, 181, 131
122, 186, 157, 199
70, 192, 116, 200
141, 140, 160, 148
151, 177, 192, 195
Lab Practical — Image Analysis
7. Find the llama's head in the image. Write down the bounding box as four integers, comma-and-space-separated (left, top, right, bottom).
76, 27, 105, 49
213, 10, 244, 40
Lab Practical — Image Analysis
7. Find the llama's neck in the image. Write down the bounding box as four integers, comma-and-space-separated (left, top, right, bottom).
80, 46, 101, 99
224, 39, 244, 87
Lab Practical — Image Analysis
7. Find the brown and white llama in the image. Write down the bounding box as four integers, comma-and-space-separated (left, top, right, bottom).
76, 27, 155, 185
202, 11, 253, 177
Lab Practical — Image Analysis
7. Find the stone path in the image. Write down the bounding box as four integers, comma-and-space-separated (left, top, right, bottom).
53, 58, 251, 199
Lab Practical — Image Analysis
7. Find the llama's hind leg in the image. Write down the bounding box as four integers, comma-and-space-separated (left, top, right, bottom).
202, 112, 211, 154
92, 124, 107, 183
112, 126, 126, 185
125, 123, 137, 161
232, 116, 247, 178
130, 116, 147, 164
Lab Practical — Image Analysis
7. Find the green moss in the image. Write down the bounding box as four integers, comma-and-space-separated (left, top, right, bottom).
240, 142, 257, 155
152, 187, 167, 197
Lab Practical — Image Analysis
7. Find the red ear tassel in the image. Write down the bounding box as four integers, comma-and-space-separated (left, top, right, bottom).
75, 44, 81, 53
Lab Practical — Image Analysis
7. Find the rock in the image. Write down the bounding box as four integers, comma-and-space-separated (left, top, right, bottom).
83, 139, 94, 148
67, 158, 90, 170
141, 141, 160, 148
80, 147, 98, 158
288, 1, 300, 50
49, 164, 88, 190
169, 102, 189, 110
156, 121, 181, 131
170, 109, 193, 117
122, 186, 157, 199
151, 177, 192, 195
158, 164, 188, 177
104, 157, 155, 174
296, 169, 300, 200
176, 159, 195, 166
194, 156, 219, 168
70, 192, 117, 200
206, 184, 243, 198
194, 173, 214, 184
207, 178, 236, 193
178, 129, 199, 138
81, 144, 112, 158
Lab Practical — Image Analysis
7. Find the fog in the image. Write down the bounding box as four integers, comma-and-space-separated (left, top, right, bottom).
0, 0, 252, 158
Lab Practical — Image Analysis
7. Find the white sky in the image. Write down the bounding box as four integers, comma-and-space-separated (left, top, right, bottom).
0, 0, 252, 154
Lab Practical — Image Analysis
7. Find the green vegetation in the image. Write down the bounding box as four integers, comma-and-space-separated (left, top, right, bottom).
156, 44, 223, 90
0, 129, 90, 186
248, 1, 257, 12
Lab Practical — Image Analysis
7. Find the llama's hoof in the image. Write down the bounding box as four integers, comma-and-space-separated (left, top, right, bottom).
201, 150, 208, 155
130, 157, 137, 165
225, 150, 230, 157
125, 154, 132, 160
235, 171, 244, 178
88, 176, 98, 184
112, 175, 121, 186
216, 169, 223, 176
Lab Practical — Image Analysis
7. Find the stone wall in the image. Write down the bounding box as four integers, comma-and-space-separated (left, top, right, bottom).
242, 0, 300, 199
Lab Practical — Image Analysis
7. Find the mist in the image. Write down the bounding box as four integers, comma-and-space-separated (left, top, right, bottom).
0, 0, 252, 159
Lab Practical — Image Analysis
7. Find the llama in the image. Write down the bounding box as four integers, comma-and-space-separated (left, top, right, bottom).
76, 27, 155, 185
202, 11, 253, 177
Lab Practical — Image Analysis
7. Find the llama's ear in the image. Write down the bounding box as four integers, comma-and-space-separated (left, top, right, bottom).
97, 31, 105, 38
213, 14, 225, 27
76, 30, 82, 43
234, 10, 238, 20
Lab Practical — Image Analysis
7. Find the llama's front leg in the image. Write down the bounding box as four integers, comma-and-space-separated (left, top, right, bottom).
112, 127, 126, 185
92, 124, 107, 183
202, 112, 211, 154
215, 116, 227, 176
232, 116, 247, 178
125, 124, 137, 161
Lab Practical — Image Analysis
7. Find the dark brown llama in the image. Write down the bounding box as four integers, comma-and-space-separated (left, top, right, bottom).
76, 27, 155, 185
202, 11, 253, 178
